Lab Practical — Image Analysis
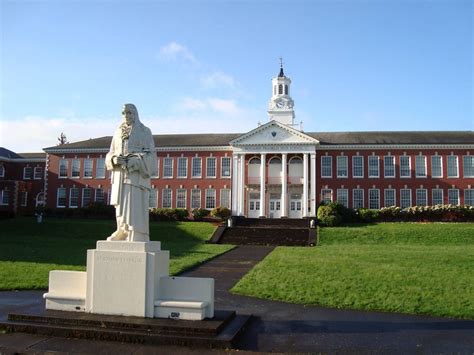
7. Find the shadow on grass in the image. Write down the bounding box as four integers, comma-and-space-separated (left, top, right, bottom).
0, 217, 212, 266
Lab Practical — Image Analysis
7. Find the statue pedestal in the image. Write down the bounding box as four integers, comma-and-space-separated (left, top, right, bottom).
85, 241, 169, 318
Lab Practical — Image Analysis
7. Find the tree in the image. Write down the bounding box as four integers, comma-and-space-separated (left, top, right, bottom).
57, 132, 68, 145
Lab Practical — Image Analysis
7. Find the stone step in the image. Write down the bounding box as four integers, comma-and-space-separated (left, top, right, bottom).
219, 227, 310, 246
233, 217, 309, 228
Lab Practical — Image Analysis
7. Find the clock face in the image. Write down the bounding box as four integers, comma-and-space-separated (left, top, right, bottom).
276, 99, 285, 108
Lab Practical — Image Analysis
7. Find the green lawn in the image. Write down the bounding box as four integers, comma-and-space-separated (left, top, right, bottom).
232, 223, 474, 319
0, 218, 233, 290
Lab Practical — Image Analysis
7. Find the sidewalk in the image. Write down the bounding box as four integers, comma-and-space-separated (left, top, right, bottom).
1, 245, 474, 353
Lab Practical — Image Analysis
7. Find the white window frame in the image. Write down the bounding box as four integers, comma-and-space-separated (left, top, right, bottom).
59, 159, 68, 178
20, 191, 28, 207
176, 189, 187, 209
162, 188, 172, 208
400, 156, 411, 178
432, 188, 443, 205
221, 157, 231, 178
177, 157, 188, 178
153, 157, 160, 178
415, 189, 427, 207
368, 189, 380, 209
0, 165, 4, 177
336, 189, 348, 207
206, 157, 217, 178
320, 189, 332, 203
57, 187, 67, 208
84, 159, 93, 178
336, 156, 348, 178
0, 189, 9, 205
149, 188, 158, 208
400, 189, 412, 208
368, 156, 379, 178
321, 156, 332, 178
463, 156, 474, 178
384, 188, 396, 207
384, 156, 395, 178
23, 166, 32, 180
69, 187, 79, 208
352, 156, 364, 178
163, 157, 174, 178
95, 188, 105, 203
447, 155, 459, 178
205, 188, 216, 209
34, 166, 43, 180
431, 155, 443, 178
192, 157, 202, 178
352, 189, 364, 209
82, 188, 92, 207
71, 159, 80, 178
415, 155, 427, 178
448, 189, 460, 205
191, 189, 201, 209
220, 188, 231, 208
464, 189, 474, 206
96, 158, 106, 178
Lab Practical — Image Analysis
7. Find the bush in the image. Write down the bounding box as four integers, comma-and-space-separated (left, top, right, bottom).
210, 207, 231, 220
192, 208, 211, 221
357, 208, 379, 222
317, 204, 342, 227
150, 208, 189, 221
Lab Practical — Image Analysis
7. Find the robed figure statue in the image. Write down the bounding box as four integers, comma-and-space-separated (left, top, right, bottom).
106, 104, 157, 242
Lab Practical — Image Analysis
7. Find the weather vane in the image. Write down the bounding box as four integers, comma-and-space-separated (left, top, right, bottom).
279, 57, 284, 68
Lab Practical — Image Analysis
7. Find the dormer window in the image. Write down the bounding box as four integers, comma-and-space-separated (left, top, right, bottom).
278, 84, 283, 95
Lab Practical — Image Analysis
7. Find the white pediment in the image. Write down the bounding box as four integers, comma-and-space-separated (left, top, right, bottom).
230, 121, 319, 146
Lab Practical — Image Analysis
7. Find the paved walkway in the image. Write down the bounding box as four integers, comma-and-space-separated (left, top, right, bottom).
1, 245, 474, 353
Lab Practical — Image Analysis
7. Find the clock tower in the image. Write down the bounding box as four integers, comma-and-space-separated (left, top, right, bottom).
268, 62, 295, 126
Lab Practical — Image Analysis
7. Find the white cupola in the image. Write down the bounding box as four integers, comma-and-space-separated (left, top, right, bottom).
267, 61, 295, 127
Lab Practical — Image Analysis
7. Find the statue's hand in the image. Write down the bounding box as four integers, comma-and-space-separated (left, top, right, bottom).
115, 156, 126, 166
127, 156, 140, 172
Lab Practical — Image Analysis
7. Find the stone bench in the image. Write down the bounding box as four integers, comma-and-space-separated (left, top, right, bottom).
43, 270, 87, 312
154, 276, 214, 320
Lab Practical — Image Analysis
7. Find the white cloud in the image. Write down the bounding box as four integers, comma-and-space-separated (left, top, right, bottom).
157, 42, 198, 65
200, 72, 236, 89
179, 97, 207, 111
207, 98, 241, 115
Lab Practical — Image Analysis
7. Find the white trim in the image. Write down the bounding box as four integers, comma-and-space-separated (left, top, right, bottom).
320, 144, 474, 150
206, 157, 217, 178
430, 155, 443, 178
383, 188, 396, 207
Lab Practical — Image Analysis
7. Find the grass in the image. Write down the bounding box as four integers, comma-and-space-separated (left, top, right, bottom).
232, 223, 474, 319
0, 217, 233, 290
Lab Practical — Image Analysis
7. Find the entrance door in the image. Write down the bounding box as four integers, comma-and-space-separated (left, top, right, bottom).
248, 199, 260, 218
289, 193, 302, 218
269, 199, 281, 218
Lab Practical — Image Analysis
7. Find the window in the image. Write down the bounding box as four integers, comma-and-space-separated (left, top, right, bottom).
431, 156, 442, 178
20, 191, 27, 206
400, 156, 411, 178
162, 188, 172, 208
447, 155, 458, 178
353, 189, 364, 209
0, 165, 4, 177
220, 189, 231, 209
34, 167, 43, 180
82, 188, 92, 207
221, 157, 231, 177
337, 156, 348, 178
368, 156, 379, 177
59, 159, 68, 178
0, 189, 10, 205
177, 157, 188, 178
463, 156, 474, 177
153, 158, 160, 178
96, 158, 106, 178
176, 189, 187, 208
192, 157, 202, 178
278, 84, 283, 94
416, 189, 427, 206
384, 189, 396, 207
149, 188, 158, 208
84, 159, 93, 178
384, 156, 395, 178
320, 189, 332, 203
71, 159, 80, 178
432, 189, 443, 205
57, 187, 66, 207
465, 189, 474, 206
206, 157, 217, 178
95, 188, 105, 203
23, 166, 32, 179
337, 189, 348, 207
352, 156, 364, 178
69, 187, 79, 207
321, 156, 332, 178
284, 84, 288, 95
191, 189, 201, 209
163, 157, 173, 178
415, 155, 427, 178
448, 189, 459, 205
368, 189, 380, 209
205, 189, 216, 209
400, 189, 412, 208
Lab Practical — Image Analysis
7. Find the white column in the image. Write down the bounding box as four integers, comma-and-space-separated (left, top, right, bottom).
259, 153, 266, 217
281, 153, 288, 217
238, 154, 245, 216
303, 153, 309, 217
310, 153, 317, 216
231, 153, 239, 215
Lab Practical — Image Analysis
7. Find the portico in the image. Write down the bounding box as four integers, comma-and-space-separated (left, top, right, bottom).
230, 121, 318, 218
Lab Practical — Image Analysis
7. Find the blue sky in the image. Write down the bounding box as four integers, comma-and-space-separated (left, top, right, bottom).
1, 0, 472, 152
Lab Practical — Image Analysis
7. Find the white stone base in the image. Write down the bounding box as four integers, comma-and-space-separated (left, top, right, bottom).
43, 270, 86, 312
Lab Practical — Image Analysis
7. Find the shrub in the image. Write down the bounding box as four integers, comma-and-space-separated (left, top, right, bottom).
150, 208, 189, 221
210, 206, 231, 220
357, 208, 379, 222
192, 208, 211, 221
317, 204, 342, 227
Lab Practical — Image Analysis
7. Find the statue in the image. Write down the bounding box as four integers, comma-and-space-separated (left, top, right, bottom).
105, 104, 157, 242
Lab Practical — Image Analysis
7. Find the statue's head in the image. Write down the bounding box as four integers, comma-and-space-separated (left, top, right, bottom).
122, 103, 138, 125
